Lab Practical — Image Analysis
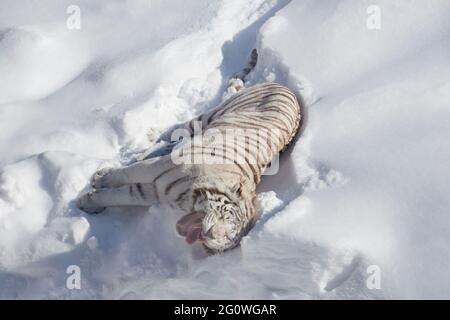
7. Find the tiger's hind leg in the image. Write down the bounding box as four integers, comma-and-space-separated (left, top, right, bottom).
91, 154, 174, 189
77, 183, 157, 214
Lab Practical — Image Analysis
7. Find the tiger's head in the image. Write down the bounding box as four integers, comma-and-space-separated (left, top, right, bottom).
176, 183, 259, 253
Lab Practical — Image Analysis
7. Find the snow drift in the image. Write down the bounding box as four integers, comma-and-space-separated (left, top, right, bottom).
0, 0, 449, 299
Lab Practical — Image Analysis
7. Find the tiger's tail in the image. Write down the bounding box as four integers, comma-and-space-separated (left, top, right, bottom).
227, 48, 258, 93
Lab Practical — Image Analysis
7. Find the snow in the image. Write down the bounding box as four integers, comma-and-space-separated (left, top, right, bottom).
0, 0, 449, 299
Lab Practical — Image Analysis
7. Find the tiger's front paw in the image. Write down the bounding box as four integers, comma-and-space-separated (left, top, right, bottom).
91, 167, 121, 189
77, 191, 106, 214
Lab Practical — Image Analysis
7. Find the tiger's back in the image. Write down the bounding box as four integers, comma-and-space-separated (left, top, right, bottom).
175, 82, 301, 186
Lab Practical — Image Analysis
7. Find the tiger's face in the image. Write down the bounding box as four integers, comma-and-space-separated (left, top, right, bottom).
200, 197, 245, 252
176, 187, 255, 253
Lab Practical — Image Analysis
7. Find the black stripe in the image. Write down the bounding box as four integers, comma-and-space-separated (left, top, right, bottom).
207, 84, 296, 124
190, 137, 263, 168
255, 112, 293, 129
218, 168, 244, 178
219, 91, 268, 114
261, 89, 298, 105
209, 119, 290, 137
201, 187, 232, 199
175, 189, 190, 204
205, 144, 260, 184
261, 95, 299, 112
136, 183, 145, 199
261, 96, 299, 115
254, 114, 293, 135
230, 140, 261, 168
165, 175, 197, 195
262, 106, 297, 124
263, 107, 297, 127
232, 112, 292, 132
198, 125, 278, 167
187, 150, 253, 181
206, 125, 276, 165
153, 165, 178, 184
152, 166, 180, 201
212, 86, 275, 118
209, 119, 271, 131
232, 136, 271, 165
236, 93, 296, 114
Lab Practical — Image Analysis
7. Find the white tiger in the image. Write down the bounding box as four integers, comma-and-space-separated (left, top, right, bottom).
77, 49, 302, 253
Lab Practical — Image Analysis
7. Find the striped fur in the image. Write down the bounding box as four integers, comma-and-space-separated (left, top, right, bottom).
78, 50, 301, 253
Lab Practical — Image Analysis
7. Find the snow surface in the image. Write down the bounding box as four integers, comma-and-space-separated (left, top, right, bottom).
0, 0, 449, 299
